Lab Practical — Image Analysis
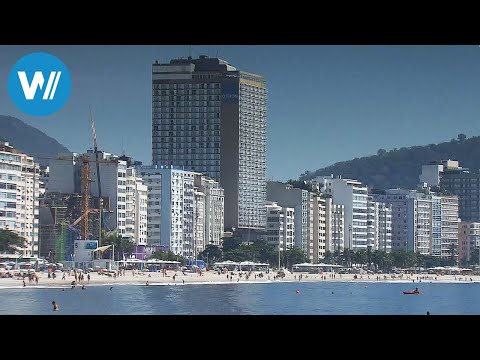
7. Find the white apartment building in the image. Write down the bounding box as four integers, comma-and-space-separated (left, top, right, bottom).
311, 193, 326, 262
313, 176, 368, 252
266, 181, 313, 258
0, 141, 40, 256
265, 201, 295, 252
194, 175, 224, 247
193, 189, 205, 257
441, 195, 459, 259
373, 189, 430, 254
373, 189, 458, 257
325, 196, 345, 254
125, 168, 148, 245
138, 167, 162, 247
367, 197, 392, 252
138, 165, 224, 257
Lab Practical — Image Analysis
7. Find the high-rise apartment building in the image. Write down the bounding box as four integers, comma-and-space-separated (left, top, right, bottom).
151, 55, 267, 234
324, 196, 345, 254
264, 201, 295, 253
420, 160, 480, 222
266, 181, 314, 257
458, 221, 480, 265
313, 176, 369, 252
373, 189, 459, 258
0, 141, 40, 257
138, 165, 224, 257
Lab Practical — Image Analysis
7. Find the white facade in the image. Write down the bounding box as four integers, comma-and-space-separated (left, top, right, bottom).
373, 189, 458, 257
194, 175, 224, 247
162, 168, 196, 256
373, 189, 430, 254
311, 194, 326, 262
193, 190, 205, 257
313, 176, 368, 252
375, 201, 392, 252
266, 181, 313, 256
0, 141, 40, 256
125, 168, 148, 245
367, 197, 392, 252
441, 195, 459, 259
138, 165, 224, 257
325, 196, 345, 254
264, 201, 295, 252
137, 167, 162, 247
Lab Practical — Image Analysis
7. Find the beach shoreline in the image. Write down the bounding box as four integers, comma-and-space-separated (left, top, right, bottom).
1, 269, 479, 289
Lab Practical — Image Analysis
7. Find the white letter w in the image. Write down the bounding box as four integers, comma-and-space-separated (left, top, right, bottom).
17, 71, 62, 100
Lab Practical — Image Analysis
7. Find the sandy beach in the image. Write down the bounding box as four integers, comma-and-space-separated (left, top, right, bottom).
1, 268, 480, 289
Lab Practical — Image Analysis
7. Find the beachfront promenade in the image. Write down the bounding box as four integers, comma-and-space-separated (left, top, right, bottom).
1, 268, 480, 288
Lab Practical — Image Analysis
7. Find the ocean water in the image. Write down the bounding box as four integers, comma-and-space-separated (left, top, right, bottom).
1, 280, 480, 315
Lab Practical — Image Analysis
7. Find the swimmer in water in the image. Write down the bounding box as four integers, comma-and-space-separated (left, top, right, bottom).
52, 301, 59, 311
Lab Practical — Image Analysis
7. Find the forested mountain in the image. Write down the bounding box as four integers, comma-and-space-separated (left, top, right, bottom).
299, 134, 479, 190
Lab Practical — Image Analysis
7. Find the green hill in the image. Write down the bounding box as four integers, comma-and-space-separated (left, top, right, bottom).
0, 115, 70, 166
299, 134, 479, 190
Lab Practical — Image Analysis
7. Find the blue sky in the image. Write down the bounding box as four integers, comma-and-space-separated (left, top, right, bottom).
1, 45, 480, 181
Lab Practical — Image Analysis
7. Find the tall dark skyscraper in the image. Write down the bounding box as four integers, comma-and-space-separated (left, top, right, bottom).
151, 55, 267, 233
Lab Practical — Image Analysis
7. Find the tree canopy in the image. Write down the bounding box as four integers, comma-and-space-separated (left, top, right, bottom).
0, 229, 26, 253
102, 232, 135, 261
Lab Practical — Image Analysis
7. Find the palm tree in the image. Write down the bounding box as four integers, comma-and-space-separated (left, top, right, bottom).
102, 232, 134, 261
323, 250, 333, 264
333, 248, 342, 265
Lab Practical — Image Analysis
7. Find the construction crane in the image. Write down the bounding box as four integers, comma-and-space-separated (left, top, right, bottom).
80, 154, 90, 240
89, 106, 103, 245
70, 208, 99, 239
35, 154, 118, 241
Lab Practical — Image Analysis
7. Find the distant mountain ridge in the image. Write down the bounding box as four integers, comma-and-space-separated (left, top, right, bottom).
299, 134, 480, 191
0, 115, 70, 165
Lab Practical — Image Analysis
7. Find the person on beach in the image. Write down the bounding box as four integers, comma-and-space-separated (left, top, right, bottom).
52, 301, 59, 311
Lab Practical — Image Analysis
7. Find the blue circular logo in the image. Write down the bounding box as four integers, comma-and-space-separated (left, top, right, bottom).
8, 52, 71, 116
